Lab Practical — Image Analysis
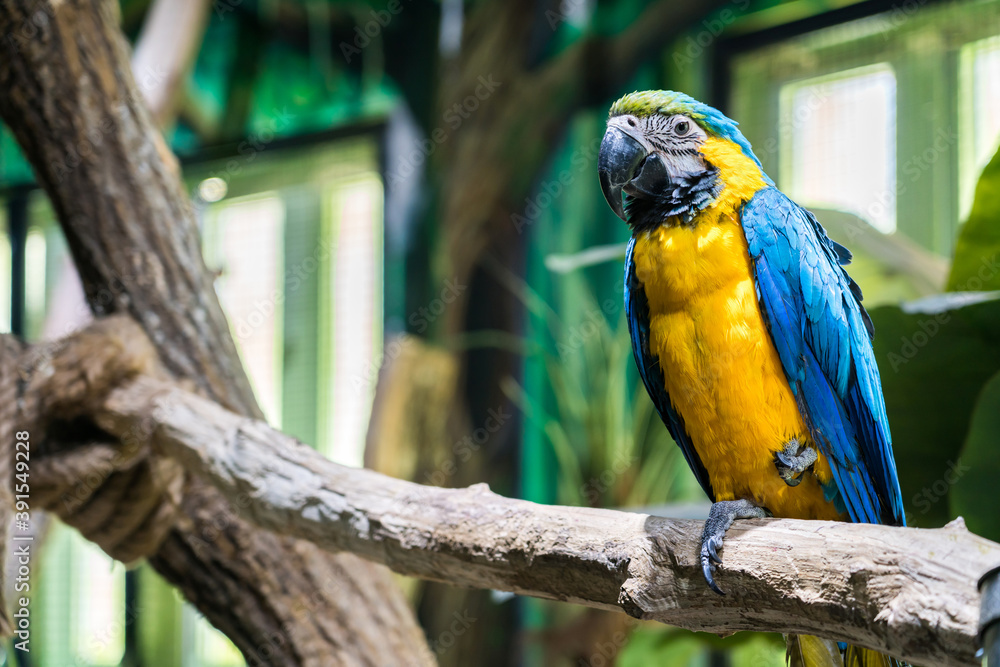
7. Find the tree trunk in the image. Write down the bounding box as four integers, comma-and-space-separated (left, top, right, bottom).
0, 1, 432, 663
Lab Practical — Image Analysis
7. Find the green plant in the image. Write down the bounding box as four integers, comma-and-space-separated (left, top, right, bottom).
500, 267, 704, 510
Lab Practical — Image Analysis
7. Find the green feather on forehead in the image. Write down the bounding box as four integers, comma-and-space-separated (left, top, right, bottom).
608, 90, 765, 171
609, 90, 706, 119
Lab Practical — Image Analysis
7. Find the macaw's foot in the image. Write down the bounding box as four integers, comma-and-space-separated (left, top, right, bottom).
774, 438, 818, 487
700, 499, 769, 595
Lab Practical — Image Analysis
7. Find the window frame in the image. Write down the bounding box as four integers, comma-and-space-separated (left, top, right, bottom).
713, 0, 1000, 257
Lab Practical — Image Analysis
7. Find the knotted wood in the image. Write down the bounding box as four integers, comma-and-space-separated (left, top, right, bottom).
0, 2, 432, 663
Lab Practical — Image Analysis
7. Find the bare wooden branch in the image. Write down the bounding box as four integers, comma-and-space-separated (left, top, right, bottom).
131, 0, 213, 127
88, 374, 994, 667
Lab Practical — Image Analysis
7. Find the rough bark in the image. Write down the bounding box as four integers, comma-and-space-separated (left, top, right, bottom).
69, 369, 995, 667
0, 1, 432, 664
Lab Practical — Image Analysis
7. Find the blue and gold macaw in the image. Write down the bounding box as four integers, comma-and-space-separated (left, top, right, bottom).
598, 90, 905, 667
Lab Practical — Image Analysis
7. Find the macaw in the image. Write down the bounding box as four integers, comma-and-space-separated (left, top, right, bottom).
597, 90, 906, 667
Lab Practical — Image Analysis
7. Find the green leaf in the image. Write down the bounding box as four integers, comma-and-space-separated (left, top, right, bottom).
947, 142, 1000, 291
870, 294, 1000, 527
949, 369, 1000, 541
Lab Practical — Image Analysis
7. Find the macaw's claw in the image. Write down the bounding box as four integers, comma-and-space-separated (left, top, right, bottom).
700, 499, 769, 595
774, 438, 818, 487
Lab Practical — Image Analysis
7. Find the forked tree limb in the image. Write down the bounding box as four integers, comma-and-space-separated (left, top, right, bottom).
0, 1, 432, 663
87, 374, 993, 667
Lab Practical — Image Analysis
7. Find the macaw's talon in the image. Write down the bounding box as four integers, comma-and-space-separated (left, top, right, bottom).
700, 499, 770, 595
774, 438, 818, 487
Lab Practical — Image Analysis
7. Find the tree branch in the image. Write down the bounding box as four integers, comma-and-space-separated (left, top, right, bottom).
85, 373, 991, 667
0, 2, 432, 662
131, 0, 213, 127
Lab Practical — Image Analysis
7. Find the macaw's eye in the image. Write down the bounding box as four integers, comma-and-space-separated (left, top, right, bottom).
626, 117, 638, 128
675, 120, 691, 136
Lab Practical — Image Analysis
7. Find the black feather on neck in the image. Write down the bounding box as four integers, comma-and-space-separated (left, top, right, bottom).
624, 166, 722, 232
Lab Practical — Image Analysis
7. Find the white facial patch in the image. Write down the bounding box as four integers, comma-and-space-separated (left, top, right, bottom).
639, 114, 710, 184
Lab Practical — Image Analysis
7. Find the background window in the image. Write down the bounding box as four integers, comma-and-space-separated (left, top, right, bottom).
203, 193, 286, 426
0, 215, 9, 332
39, 526, 125, 666
0, 134, 383, 666
320, 176, 384, 467
780, 64, 897, 233
960, 35, 1000, 219
730, 0, 1000, 258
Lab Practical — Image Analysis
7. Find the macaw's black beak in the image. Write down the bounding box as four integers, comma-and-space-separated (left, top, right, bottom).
599, 126, 671, 223
598, 126, 646, 221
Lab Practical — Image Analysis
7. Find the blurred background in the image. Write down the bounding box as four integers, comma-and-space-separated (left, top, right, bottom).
2, 0, 1000, 664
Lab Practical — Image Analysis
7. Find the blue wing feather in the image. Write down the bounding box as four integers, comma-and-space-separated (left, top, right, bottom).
624, 238, 715, 501
741, 188, 904, 527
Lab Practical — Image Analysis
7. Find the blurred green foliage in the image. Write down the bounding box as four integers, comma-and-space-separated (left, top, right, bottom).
620, 629, 785, 667
951, 370, 1000, 540
948, 144, 1000, 291
503, 270, 701, 510
870, 295, 1000, 530
867, 141, 1000, 538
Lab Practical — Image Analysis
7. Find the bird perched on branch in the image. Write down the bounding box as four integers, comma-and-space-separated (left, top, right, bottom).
598, 90, 906, 667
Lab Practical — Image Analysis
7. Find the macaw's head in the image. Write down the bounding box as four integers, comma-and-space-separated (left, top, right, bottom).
598, 90, 765, 232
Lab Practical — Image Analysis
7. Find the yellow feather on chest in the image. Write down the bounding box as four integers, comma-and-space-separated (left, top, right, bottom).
632, 139, 841, 520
